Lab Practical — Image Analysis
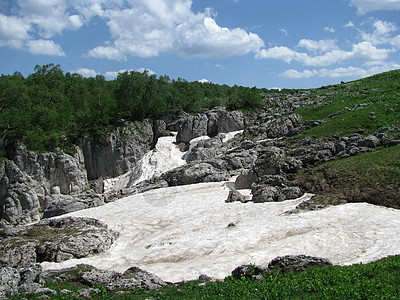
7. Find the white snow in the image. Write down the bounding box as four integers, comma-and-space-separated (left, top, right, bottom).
41, 130, 400, 283
104, 132, 186, 194
42, 182, 400, 282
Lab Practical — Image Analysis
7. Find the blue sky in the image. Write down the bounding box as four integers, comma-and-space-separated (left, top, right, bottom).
1, 0, 400, 89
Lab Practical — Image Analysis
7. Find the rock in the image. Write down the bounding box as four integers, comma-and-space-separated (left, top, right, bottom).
225, 190, 248, 203
107, 266, 166, 291
80, 268, 120, 286
82, 120, 154, 180
0, 267, 20, 296
163, 163, 227, 186
235, 170, 258, 190
252, 186, 280, 203
42, 193, 105, 218
358, 135, 379, 148
268, 255, 332, 273
0, 217, 118, 268
34, 287, 57, 296
231, 265, 269, 279
76, 288, 100, 298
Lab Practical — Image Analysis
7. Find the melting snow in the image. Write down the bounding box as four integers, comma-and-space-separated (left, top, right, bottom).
42, 131, 400, 282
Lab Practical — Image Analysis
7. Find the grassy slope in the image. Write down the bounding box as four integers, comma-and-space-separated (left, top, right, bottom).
295, 69, 400, 139
291, 70, 400, 209
11, 255, 400, 299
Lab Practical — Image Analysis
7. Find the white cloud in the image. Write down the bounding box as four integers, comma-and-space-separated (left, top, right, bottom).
26, 39, 65, 56
17, 0, 83, 38
361, 20, 397, 45
104, 68, 156, 80
281, 69, 318, 79
279, 28, 288, 36
84, 0, 264, 59
345, 21, 355, 28
0, 14, 30, 48
324, 27, 335, 33
298, 39, 338, 53
392, 35, 400, 48
71, 68, 98, 77
281, 63, 400, 79
349, 0, 400, 14
257, 41, 391, 67
87, 46, 127, 61
198, 79, 209, 83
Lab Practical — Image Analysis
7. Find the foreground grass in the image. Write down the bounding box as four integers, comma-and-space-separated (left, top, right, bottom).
11, 255, 400, 299
293, 144, 400, 208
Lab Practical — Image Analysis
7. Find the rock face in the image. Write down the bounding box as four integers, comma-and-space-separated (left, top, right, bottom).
0, 217, 118, 268
0, 144, 91, 225
82, 120, 154, 180
173, 108, 246, 144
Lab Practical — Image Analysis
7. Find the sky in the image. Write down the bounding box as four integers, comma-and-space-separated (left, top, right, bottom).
1, 0, 400, 89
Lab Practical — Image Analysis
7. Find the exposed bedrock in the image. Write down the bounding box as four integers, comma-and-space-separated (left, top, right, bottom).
0, 217, 118, 268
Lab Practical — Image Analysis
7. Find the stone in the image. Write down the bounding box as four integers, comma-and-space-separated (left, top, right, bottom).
0, 267, 20, 296
0, 217, 118, 268
225, 190, 248, 203
107, 266, 166, 291
268, 255, 332, 273
235, 170, 258, 190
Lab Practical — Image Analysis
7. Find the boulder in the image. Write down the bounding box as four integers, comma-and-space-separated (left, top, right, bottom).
225, 190, 248, 203
107, 266, 167, 291
235, 169, 258, 190
268, 255, 332, 273
0, 217, 119, 268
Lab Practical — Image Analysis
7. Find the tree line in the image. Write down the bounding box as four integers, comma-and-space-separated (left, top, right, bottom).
0, 63, 268, 155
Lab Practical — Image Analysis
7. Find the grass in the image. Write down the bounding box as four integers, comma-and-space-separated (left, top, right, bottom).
11, 255, 400, 299
294, 69, 400, 139
293, 144, 400, 208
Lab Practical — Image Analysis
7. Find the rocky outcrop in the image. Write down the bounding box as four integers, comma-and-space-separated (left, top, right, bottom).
231, 255, 332, 280
82, 120, 154, 180
0, 263, 167, 298
171, 108, 246, 144
0, 143, 92, 225
268, 255, 332, 273
0, 217, 118, 268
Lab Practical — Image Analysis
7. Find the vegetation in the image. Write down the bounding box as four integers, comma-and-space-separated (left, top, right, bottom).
293, 144, 400, 208
294, 69, 400, 139
11, 255, 400, 299
0, 63, 265, 155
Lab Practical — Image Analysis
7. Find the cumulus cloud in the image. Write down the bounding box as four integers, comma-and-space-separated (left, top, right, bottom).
104, 68, 156, 80
324, 27, 335, 33
71, 68, 98, 77
257, 41, 391, 67
82, 0, 264, 59
392, 35, 400, 48
0, 14, 30, 48
360, 19, 397, 45
298, 39, 338, 53
17, 0, 83, 38
349, 0, 400, 14
281, 63, 400, 79
26, 39, 65, 56
87, 46, 127, 61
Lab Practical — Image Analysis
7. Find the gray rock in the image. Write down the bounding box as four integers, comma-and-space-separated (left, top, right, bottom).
252, 186, 280, 203
163, 163, 227, 186
82, 120, 154, 180
76, 288, 100, 298
225, 191, 248, 203
268, 255, 332, 272
0, 217, 118, 268
358, 135, 379, 148
0, 267, 20, 296
34, 287, 57, 296
80, 268, 120, 286
107, 266, 166, 291
235, 170, 258, 190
